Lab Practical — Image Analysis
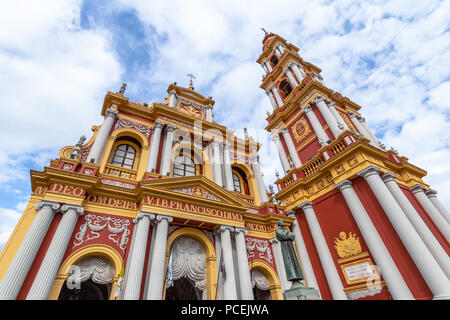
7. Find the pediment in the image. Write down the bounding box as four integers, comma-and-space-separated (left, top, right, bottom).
139, 175, 249, 208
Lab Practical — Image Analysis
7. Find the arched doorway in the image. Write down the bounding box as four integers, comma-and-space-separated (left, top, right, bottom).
58, 256, 115, 300
165, 236, 207, 300
251, 268, 272, 300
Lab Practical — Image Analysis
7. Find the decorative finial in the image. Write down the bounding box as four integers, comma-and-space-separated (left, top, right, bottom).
275, 169, 279, 178
119, 82, 127, 94
244, 128, 249, 140
187, 73, 196, 90
70, 135, 86, 160
260, 27, 269, 36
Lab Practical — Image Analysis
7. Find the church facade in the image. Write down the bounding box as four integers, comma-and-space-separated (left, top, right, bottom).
0, 33, 448, 300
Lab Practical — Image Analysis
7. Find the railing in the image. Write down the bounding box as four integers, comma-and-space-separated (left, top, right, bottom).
232, 192, 255, 205
103, 163, 138, 180
276, 132, 357, 190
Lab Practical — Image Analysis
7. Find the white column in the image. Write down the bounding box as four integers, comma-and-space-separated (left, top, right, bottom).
26, 204, 84, 300
358, 166, 450, 300
382, 174, 450, 279
312, 96, 343, 139
214, 230, 224, 300
146, 120, 165, 173
266, 90, 277, 109
425, 189, 450, 224
269, 238, 291, 292
146, 214, 173, 300
334, 180, 414, 300
211, 140, 224, 187
281, 127, 302, 168
274, 46, 282, 57
122, 212, 154, 300
302, 105, 329, 146
286, 210, 320, 293
359, 117, 381, 148
291, 63, 305, 83
348, 112, 376, 146
223, 142, 234, 191
0, 201, 60, 300
87, 108, 119, 164
410, 184, 450, 243
160, 125, 176, 176
168, 90, 177, 108
234, 228, 254, 300
326, 100, 349, 131
285, 68, 298, 88
205, 106, 213, 122
261, 63, 269, 74
250, 154, 268, 203
218, 225, 238, 300
298, 201, 347, 300
272, 133, 291, 174
265, 61, 273, 72
271, 86, 284, 108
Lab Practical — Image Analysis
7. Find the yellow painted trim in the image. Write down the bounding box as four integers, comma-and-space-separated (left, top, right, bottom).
163, 227, 217, 300
0, 197, 41, 282
48, 244, 123, 300
250, 260, 283, 300
232, 162, 261, 205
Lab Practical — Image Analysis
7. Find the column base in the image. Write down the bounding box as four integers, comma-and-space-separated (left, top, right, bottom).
432, 293, 450, 300
283, 281, 321, 300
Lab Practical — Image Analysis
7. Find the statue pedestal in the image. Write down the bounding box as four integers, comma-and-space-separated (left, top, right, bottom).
283, 281, 321, 300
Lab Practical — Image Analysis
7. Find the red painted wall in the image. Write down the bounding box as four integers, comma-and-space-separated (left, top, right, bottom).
352, 177, 433, 299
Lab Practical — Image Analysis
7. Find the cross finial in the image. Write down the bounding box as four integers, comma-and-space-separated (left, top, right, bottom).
187, 73, 196, 90
260, 28, 269, 36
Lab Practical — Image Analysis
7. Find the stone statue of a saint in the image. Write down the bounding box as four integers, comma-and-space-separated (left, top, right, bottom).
275, 220, 304, 284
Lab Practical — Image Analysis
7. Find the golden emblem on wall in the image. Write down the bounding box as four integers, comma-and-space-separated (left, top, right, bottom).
177, 100, 204, 119
192, 186, 205, 197
291, 118, 310, 142
334, 232, 362, 258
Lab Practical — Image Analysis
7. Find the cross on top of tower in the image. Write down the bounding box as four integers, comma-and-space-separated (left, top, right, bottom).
187, 73, 196, 90
260, 27, 269, 36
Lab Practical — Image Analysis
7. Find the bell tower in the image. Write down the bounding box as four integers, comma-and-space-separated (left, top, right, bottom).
259, 31, 450, 300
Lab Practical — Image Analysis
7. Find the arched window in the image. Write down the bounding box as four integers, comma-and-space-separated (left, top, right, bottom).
111, 144, 136, 169
269, 55, 278, 67
232, 172, 242, 193
279, 79, 292, 96
173, 154, 196, 177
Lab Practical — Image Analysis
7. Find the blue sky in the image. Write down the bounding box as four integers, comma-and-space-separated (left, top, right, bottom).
0, 0, 449, 249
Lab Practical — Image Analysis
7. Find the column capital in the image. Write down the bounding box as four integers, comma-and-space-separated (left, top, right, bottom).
133, 211, 156, 224
269, 237, 279, 245
286, 210, 296, 218
302, 104, 313, 113
234, 227, 247, 235
60, 204, 84, 216
155, 214, 173, 224
357, 166, 381, 179
347, 111, 358, 119
410, 184, 426, 194
222, 141, 230, 150
165, 124, 177, 133
105, 108, 119, 120
334, 179, 353, 191
153, 120, 165, 131
312, 95, 326, 104
425, 189, 438, 197
297, 201, 313, 211
218, 225, 235, 233
271, 132, 281, 142
35, 200, 60, 212
381, 172, 397, 183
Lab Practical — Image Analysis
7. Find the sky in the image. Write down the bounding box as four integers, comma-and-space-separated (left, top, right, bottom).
0, 0, 449, 249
